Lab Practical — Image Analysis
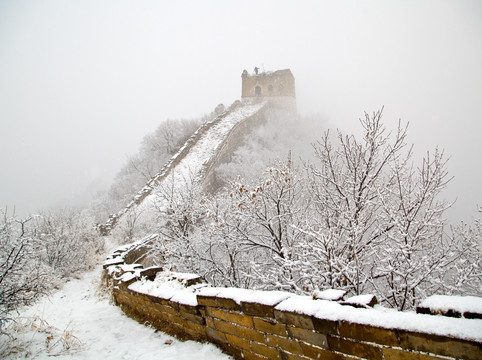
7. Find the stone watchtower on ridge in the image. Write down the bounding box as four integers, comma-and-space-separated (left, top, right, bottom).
241, 68, 296, 110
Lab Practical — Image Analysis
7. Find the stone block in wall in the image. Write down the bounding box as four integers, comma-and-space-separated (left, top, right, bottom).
274, 310, 315, 330
227, 311, 254, 328
398, 330, 482, 360
311, 317, 338, 335
287, 326, 328, 348
382, 347, 451, 360
312, 289, 346, 301
337, 321, 399, 347
144, 293, 170, 305
178, 319, 207, 342
225, 333, 251, 351
250, 342, 282, 360
327, 335, 384, 360
213, 318, 239, 336
241, 302, 277, 318
278, 351, 311, 360
299, 343, 345, 360
236, 325, 266, 343
206, 326, 227, 345
265, 334, 303, 356
240, 350, 271, 360
340, 294, 378, 308
253, 317, 288, 337
206, 307, 229, 321
198, 295, 241, 311
239, 291, 292, 318
178, 303, 200, 315
179, 311, 205, 325
159, 303, 179, 315
103, 257, 124, 268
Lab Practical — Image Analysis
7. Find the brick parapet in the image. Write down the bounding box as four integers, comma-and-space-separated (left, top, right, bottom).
103, 242, 482, 360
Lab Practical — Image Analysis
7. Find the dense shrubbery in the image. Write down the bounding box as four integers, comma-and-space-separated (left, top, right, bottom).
0, 208, 102, 330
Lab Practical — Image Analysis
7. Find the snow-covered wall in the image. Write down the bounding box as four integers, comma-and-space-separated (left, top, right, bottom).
103, 242, 482, 360
98, 100, 267, 235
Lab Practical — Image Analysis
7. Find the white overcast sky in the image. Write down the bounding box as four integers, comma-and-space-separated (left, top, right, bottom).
0, 0, 481, 222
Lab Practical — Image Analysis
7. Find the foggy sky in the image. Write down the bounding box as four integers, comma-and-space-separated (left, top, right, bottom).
0, 0, 481, 222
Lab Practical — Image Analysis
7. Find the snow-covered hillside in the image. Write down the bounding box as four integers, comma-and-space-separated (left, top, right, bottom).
109, 100, 267, 234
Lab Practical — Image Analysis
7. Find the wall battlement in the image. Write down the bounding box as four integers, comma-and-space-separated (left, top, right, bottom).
103, 241, 482, 360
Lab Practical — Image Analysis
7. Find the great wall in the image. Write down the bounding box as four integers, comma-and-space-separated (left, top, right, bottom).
103, 239, 481, 360
101, 69, 482, 359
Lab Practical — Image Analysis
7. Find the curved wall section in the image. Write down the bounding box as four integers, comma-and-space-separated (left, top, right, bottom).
103, 241, 482, 360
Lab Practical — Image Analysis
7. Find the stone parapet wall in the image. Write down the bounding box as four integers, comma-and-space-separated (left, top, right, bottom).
103, 242, 482, 360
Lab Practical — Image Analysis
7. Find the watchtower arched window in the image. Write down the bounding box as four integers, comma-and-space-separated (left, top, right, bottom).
255, 86, 262, 97
268, 84, 273, 93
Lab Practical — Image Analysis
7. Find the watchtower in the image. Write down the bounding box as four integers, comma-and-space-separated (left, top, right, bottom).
241, 69, 296, 109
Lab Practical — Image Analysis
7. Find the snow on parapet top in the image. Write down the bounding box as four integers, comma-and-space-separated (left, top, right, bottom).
196, 287, 293, 306
419, 295, 482, 315
275, 296, 482, 341
313, 289, 346, 301
128, 270, 205, 306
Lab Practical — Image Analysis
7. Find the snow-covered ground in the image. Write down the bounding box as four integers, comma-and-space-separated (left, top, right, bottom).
0, 266, 232, 360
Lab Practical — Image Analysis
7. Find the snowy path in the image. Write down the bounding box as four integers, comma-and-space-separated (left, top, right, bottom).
1, 267, 232, 359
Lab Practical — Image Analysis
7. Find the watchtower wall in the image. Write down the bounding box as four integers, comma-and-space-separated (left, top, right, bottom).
241, 69, 296, 110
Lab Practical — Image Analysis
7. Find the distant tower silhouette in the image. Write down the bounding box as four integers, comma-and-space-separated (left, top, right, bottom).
241, 68, 296, 109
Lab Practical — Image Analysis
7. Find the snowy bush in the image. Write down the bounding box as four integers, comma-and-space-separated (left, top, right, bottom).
0, 207, 104, 331
0, 210, 48, 331
32, 209, 103, 278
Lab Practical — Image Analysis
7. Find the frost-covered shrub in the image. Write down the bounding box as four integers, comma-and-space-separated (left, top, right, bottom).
0, 210, 49, 331
32, 209, 103, 278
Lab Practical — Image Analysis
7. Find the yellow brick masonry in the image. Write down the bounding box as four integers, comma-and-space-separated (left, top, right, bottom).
103, 260, 481, 360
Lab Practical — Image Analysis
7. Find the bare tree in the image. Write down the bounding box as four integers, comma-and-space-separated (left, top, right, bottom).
224, 157, 310, 292
304, 109, 408, 295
